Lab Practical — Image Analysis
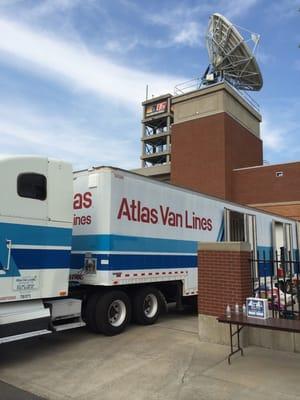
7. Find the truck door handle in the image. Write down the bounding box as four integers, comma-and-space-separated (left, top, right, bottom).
5, 239, 12, 271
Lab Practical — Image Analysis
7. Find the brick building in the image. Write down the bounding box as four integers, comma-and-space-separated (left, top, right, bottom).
133, 81, 300, 221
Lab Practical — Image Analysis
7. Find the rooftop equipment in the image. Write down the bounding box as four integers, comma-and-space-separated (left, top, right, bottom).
205, 13, 263, 91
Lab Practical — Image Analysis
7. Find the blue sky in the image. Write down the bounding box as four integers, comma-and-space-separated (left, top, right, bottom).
0, 0, 299, 170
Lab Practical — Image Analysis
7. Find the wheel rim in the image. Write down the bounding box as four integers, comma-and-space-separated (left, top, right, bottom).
108, 300, 127, 327
143, 294, 158, 318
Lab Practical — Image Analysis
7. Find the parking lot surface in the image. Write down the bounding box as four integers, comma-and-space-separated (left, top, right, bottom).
0, 307, 300, 400
0, 381, 44, 400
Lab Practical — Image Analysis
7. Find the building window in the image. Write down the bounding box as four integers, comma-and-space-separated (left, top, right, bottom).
17, 173, 47, 200
276, 171, 283, 177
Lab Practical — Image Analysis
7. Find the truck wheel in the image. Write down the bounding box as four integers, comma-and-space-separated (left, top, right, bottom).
85, 292, 100, 333
133, 287, 161, 325
95, 291, 131, 336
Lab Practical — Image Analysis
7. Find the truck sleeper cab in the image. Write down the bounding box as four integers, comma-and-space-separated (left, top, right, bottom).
0, 156, 78, 343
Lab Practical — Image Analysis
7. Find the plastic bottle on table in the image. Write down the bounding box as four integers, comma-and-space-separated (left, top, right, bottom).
226, 304, 231, 318
242, 304, 246, 315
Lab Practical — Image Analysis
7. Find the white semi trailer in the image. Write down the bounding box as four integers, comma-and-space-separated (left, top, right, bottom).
0, 156, 299, 342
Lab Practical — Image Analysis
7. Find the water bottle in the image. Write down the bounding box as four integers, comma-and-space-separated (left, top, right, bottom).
226, 304, 231, 318
242, 304, 246, 315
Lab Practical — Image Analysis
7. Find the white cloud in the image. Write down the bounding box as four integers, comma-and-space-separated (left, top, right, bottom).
173, 22, 202, 47
271, 0, 300, 19
261, 118, 285, 152
0, 0, 23, 5
0, 101, 139, 169
260, 102, 300, 160
105, 38, 138, 54
23, 0, 83, 18
147, 6, 205, 48
145, 0, 259, 48
0, 18, 186, 107
256, 51, 275, 65
223, 0, 259, 19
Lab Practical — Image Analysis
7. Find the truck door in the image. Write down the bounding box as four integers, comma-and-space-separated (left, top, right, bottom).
296, 222, 300, 259
224, 209, 257, 246
0, 157, 72, 303
0, 157, 48, 301
224, 208, 245, 241
272, 221, 292, 256
272, 220, 293, 274
245, 214, 257, 254
224, 209, 257, 275
246, 214, 258, 277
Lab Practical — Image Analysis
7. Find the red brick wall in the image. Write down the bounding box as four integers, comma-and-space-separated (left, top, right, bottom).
232, 162, 300, 204
170, 113, 262, 200
171, 114, 227, 198
198, 249, 252, 316
224, 114, 263, 199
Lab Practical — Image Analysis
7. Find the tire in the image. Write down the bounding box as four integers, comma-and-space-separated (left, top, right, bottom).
85, 291, 100, 333
95, 291, 131, 336
133, 286, 162, 325
182, 295, 198, 312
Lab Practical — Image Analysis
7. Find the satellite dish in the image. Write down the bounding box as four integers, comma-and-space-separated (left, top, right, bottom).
205, 13, 263, 91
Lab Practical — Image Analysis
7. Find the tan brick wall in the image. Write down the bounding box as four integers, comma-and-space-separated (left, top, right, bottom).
198, 249, 252, 316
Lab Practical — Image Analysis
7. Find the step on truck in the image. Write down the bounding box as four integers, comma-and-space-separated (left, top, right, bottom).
0, 156, 299, 342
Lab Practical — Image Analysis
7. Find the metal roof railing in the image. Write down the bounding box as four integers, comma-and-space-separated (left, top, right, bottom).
174, 76, 260, 113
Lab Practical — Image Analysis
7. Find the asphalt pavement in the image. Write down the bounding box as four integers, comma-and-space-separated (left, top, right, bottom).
0, 306, 300, 400
0, 381, 44, 400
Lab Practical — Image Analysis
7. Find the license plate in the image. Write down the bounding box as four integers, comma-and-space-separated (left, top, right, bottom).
13, 274, 39, 291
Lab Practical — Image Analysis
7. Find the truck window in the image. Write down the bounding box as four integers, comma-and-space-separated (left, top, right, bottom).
17, 173, 47, 201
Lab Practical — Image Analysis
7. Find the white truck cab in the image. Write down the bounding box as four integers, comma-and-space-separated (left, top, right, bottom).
0, 156, 76, 343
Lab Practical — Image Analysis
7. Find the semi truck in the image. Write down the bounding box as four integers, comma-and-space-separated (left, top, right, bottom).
0, 156, 299, 343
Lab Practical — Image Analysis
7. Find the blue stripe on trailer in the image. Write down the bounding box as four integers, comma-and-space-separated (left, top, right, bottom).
72, 234, 197, 254
71, 253, 197, 271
